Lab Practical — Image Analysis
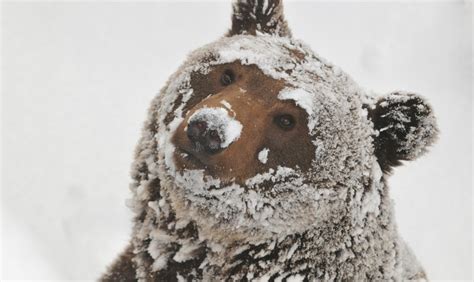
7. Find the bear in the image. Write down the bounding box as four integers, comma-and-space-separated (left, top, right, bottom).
101, 0, 438, 281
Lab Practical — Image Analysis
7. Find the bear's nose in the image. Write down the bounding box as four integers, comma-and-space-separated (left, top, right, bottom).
187, 120, 222, 154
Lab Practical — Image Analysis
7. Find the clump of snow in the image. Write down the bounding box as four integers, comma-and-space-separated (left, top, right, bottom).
286, 274, 305, 282
258, 148, 269, 164
173, 241, 201, 262
151, 253, 170, 271
220, 100, 232, 111
176, 274, 186, 282
286, 242, 299, 260
245, 166, 297, 188
278, 88, 314, 116
359, 160, 383, 219
171, 165, 337, 238
278, 87, 318, 131
188, 107, 243, 148
220, 100, 236, 117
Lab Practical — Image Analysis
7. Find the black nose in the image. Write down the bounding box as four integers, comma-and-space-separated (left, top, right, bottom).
186, 121, 222, 154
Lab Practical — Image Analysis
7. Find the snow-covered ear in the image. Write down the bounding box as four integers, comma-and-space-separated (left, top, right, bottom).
228, 0, 292, 37
368, 92, 438, 172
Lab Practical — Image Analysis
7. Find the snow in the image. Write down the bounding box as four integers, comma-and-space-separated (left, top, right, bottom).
173, 242, 201, 262
286, 274, 305, 282
278, 87, 320, 131
278, 88, 314, 117
151, 254, 170, 272
359, 160, 383, 218
188, 107, 243, 149
258, 148, 269, 164
245, 166, 297, 188
220, 100, 232, 111
255, 274, 271, 282
286, 242, 299, 260
176, 273, 186, 282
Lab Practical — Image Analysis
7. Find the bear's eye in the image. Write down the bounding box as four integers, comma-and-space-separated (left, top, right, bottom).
220, 69, 235, 86
274, 114, 295, 130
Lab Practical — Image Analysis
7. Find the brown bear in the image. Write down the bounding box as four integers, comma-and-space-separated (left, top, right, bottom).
102, 0, 438, 281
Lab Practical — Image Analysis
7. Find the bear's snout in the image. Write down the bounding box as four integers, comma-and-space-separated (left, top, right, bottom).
186, 107, 242, 154
186, 120, 221, 154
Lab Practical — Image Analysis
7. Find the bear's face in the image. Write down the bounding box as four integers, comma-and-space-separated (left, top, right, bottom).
146, 1, 437, 242
172, 63, 314, 183
156, 35, 380, 241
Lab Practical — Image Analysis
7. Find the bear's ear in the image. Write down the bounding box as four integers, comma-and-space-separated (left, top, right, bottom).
367, 92, 439, 172
227, 0, 292, 37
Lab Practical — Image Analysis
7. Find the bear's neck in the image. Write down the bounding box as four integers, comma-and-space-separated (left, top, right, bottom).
201, 191, 401, 281
131, 179, 402, 281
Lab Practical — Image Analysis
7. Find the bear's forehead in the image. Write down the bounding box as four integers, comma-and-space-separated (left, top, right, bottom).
184, 35, 355, 93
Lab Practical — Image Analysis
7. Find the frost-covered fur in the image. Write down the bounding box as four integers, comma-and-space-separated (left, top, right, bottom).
102, 0, 437, 281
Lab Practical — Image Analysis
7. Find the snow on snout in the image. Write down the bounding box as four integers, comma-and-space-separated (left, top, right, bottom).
188, 107, 243, 148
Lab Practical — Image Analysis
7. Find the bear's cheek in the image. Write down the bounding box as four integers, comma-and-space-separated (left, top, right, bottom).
260, 112, 315, 171
263, 134, 314, 171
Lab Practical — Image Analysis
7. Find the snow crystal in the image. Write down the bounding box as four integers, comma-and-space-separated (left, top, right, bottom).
175, 218, 191, 230
220, 100, 237, 117
173, 241, 201, 262
258, 148, 269, 164
188, 107, 243, 148
278, 87, 319, 131
151, 255, 169, 271
255, 274, 271, 282
286, 274, 305, 282
286, 242, 299, 260
230, 245, 250, 256
147, 201, 161, 216
359, 160, 383, 218
245, 166, 296, 187
278, 87, 314, 116
163, 115, 184, 172
176, 273, 186, 282
220, 100, 232, 111
147, 238, 162, 259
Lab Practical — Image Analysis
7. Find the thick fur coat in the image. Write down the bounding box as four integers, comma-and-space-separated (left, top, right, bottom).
102, 0, 438, 281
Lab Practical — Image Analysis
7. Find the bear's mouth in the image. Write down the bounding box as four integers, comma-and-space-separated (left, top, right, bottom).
175, 147, 208, 170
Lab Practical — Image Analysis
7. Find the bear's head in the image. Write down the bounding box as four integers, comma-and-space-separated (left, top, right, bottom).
132, 0, 438, 245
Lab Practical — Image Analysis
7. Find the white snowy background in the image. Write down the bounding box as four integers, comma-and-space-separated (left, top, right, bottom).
1, 0, 472, 280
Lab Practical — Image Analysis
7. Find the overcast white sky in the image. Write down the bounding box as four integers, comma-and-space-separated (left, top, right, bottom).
1, 1, 472, 280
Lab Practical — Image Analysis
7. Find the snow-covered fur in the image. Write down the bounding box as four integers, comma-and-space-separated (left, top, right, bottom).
102, 0, 438, 281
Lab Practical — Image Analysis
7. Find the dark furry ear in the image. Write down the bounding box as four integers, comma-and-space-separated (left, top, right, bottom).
228, 0, 291, 37
368, 92, 439, 172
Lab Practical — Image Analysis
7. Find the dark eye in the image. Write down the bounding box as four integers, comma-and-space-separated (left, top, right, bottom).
274, 114, 295, 130
220, 69, 235, 86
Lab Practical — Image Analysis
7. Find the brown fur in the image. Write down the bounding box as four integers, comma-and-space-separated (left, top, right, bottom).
172, 63, 315, 183
100, 245, 136, 282
368, 93, 435, 173
228, 0, 291, 37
